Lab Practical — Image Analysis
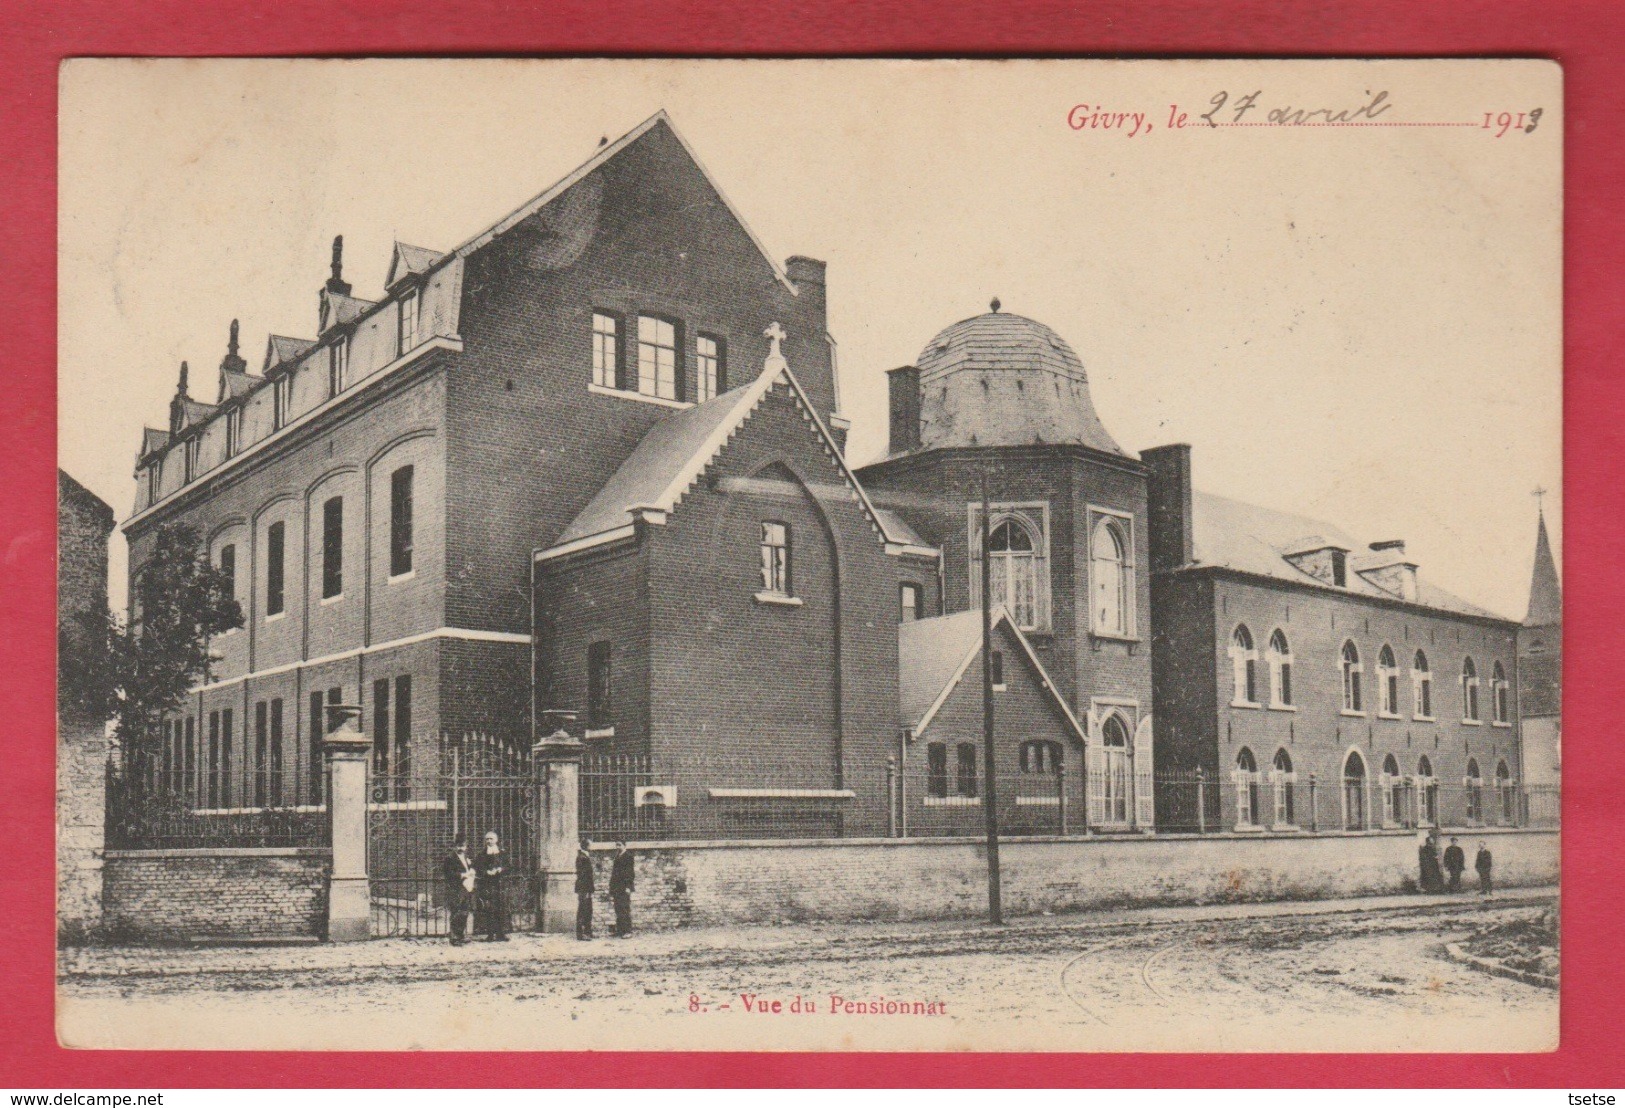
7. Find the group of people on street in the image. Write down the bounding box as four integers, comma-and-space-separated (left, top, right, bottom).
1418, 828, 1494, 895
576, 837, 636, 940
440, 831, 511, 945
438, 833, 637, 944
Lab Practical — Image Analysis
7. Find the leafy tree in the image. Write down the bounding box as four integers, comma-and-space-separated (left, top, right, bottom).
105, 523, 243, 761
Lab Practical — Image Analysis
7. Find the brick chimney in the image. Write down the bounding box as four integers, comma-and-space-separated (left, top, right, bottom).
785, 255, 826, 294
887, 365, 922, 455
1142, 443, 1194, 571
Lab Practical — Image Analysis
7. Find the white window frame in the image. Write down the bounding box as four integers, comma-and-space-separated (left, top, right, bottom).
696, 332, 723, 402
1376, 645, 1401, 718
274, 372, 294, 430
1270, 748, 1298, 829
225, 406, 244, 458
1340, 640, 1364, 716
184, 436, 200, 483
398, 290, 419, 356
1412, 650, 1434, 721
328, 337, 348, 398
967, 501, 1051, 632
759, 520, 791, 597
1491, 662, 1511, 726
1229, 623, 1259, 708
1461, 656, 1482, 724
1087, 505, 1137, 640
1267, 629, 1295, 710
1232, 747, 1262, 830
637, 314, 680, 401
591, 311, 620, 390
1341, 748, 1369, 831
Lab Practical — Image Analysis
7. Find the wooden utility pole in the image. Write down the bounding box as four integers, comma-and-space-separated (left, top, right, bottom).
980, 473, 1003, 925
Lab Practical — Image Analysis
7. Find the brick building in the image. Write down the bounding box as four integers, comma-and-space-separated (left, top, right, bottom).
858, 306, 1157, 831
1144, 443, 1525, 833
58, 469, 114, 940
1518, 509, 1561, 787
123, 112, 847, 808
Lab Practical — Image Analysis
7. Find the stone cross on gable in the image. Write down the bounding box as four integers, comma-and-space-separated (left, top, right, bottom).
1532, 486, 1547, 512
763, 321, 788, 374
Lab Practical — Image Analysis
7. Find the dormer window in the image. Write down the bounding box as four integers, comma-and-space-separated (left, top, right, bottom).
146, 463, 161, 505
184, 437, 200, 482
1330, 550, 1347, 587
225, 407, 244, 458
328, 339, 348, 398
397, 290, 419, 356
274, 373, 293, 430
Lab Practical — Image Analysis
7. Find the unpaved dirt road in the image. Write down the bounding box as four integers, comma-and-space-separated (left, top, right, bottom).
58, 899, 1556, 1052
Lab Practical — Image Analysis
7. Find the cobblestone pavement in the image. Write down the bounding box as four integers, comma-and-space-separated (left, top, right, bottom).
58, 889, 1558, 1053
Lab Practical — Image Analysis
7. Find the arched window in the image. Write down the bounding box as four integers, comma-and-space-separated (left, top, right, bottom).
1234, 747, 1260, 828
1271, 748, 1296, 827
1343, 750, 1368, 831
1377, 646, 1399, 717
926, 742, 948, 799
1341, 641, 1363, 714
1381, 753, 1405, 827
1091, 516, 1130, 636
1461, 656, 1480, 721
1230, 625, 1258, 706
1101, 714, 1131, 825
1465, 757, 1483, 824
1267, 630, 1293, 707
984, 517, 1042, 631
1417, 755, 1438, 826
1492, 662, 1510, 724
1412, 650, 1433, 719
1496, 759, 1515, 824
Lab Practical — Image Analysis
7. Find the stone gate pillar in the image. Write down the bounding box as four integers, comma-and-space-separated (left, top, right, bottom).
533, 719, 584, 934
324, 704, 372, 942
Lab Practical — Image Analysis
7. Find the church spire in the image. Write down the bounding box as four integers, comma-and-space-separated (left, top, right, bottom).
1524, 504, 1561, 627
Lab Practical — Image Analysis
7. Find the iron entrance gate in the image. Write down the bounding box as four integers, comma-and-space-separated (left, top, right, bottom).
368, 735, 539, 937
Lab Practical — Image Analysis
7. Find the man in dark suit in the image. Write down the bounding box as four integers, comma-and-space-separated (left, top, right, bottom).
609, 840, 635, 937
1475, 841, 1494, 896
475, 830, 509, 941
575, 837, 595, 940
1442, 837, 1467, 893
441, 835, 476, 945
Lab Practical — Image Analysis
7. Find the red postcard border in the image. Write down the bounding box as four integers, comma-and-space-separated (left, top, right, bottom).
3, 0, 1621, 1088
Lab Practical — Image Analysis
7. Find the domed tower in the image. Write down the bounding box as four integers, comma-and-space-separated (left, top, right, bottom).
899, 303, 1125, 458
857, 302, 1154, 830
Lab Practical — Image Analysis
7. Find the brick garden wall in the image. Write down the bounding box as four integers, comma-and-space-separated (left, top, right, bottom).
585, 827, 1558, 931
103, 848, 330, 941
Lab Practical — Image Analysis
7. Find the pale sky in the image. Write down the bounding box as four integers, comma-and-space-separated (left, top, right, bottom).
59, 58, 1561, 619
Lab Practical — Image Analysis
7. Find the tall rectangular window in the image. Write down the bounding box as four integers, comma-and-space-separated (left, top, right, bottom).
254, 701, 268, 807
269, 698, 284, 807
183, 716, 196, 805
328, 339, 348, 398
393, 675, 412, 782
990, 650, 1005, 688
220, 707, 233, 807
398, 291, 419, 355
219, 543, 236, 602
265, 521, 286, 616
146, 464, 161, 506
274, 373, 293, 429
309, 691, 325, 804
637, 315, 680, 400
207, 711, 221, 808
761, 521, 791, 595
373, 678, 391, 776
696, 333, 725, 401
184, 437, 200, 482
226, 406, 243, 457
926, 742, 948, 798
322, 496, 343, 599
899, 582, 922, 623
587, 641, 613, 731
390, 466, 414, 577
956, 742, 979, 798
592, 312, 621, 389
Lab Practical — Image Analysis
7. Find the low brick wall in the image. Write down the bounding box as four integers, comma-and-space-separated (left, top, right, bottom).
103, 848, 331, 942
587, 827, 1558, 931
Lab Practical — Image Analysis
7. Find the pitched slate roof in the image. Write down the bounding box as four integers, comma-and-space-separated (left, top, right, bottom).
547, 361, 914, 556
320, 291, 377, 333
140, 427, 170, 457
1189, 490, 1506, 620
176, 398, 218, 428
264, 335, 317, 373
218, 367, 263, 402
907, 310, 1126, 458
873, 508, 928, 549
1524, 512, 1561, 627
387, 242, 446, 286
899, 608, 1086, 740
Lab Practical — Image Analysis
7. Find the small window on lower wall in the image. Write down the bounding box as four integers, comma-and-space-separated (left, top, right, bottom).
990, 650, 1005, 689
899, 582, 922, 623
926, 742, 948, 798
1020, 740, 1064, 774
587, 641, 613, 733
956, 742, 979, 797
